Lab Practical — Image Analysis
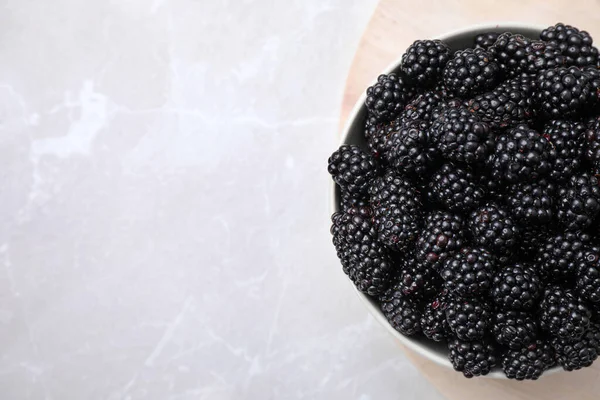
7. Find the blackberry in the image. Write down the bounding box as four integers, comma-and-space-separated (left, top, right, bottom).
542, 120, 585, 182
557, 172, 600, 230
386, 120, 439, 176
330, 211, 394, 296
427, 163, 485, 212
533, 66, 596, 119
486, 124, 552, 184
421, 291, 450, 341
505, 180, 555, 226
340, 191, 372, 216
400, 90, 444, 124
540, 23, 598, 67
584, 115, 600, 172
446, 296, 492, 341
369, 170, 422, 212
489, 33, 566, 78
448, 338, 497, 378
466, 74, 534, 130
502, 340, 555, 380
536, 231, 591, 282
441, 247, 496, 297
416, 211, 467, 271
442, 48, 500, 97
397, 254, 441, 300
468, 203, 520, 263
373, 203, 421, 251
539, 285, 592, 339
364, 116, 394, 160
401, 40, 451, 87
576, 248, 600, 304
429, 107, 494, 164
491, 264, 542, 311
474, 32, 500, 50
380, 282, 422, 336
328, 145, 379, 195
493, 310, 538, 350
552, 324, 600, 371
430, 98, 465, 122
365, 73, 412, 122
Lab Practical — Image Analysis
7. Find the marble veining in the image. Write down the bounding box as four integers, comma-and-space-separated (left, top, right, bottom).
0, 0, 445, 399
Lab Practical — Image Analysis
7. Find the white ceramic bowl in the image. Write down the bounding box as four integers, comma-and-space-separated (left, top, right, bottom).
332, 22, 562, 378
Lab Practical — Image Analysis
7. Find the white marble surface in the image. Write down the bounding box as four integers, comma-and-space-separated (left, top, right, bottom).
0, 1, 446, 399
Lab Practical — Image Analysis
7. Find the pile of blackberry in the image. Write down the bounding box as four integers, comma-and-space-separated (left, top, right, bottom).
328, 23, 600, 380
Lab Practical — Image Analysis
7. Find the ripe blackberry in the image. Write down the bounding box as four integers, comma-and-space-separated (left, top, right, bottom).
369, 170, 422, 212
416, 211, 467, 271
584, 115, 600, 172
386, 120, 439, 176
489, 33, 566, 78
493, 310, 538, 350
365, 73, 412, 122
536, 231, 591, 282
491, 264, 542, 311
576, 249, 600, 304
533, 66, 596, 119
466, 74, 534, 130
542, 120, 585, 182
441, 247, 496, 297
400, 90, 444, 124
557, 172, 600, 230
505, 180, 555, 226
468, 203, 520, 263
373, 204, 421, 251
474, 32, 500, 50
486, 124, 552, 184
539, 285, 592, 339
448, 337, 497, 378
364, 116, 395, 161
552, 324, 600, 371
328, 145, 379, 195
442, 48, 500, 97
421, 291, 450, 341
540, 23, 598, 67
429, 107, 494, 164
401, 40, 451, 87
330, 211, 394, 296
502, 340, 555, 380
427, 163, 485, 212
430, 98, 466, 122
446, 296, 492, 341
380, 282, 422, 336
397, 254, 441, 300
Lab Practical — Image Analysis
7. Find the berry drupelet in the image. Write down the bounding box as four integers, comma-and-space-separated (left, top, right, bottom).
539, 285, 592, 339
401, 40, 451, 87
445, 296, 492, 341
427, 163, 486, 212
502, 340, 555, 380
442, 48, 500, 97
491, 263, 542, 311
493, 310, 538, 350
557, 172, 600, 230
328, 145, 379, 195
416, 211, 467, 272
365, 73, 412, 122
441, 247, 496, 297
468, 203, 520, 263
486, 124, 552, 184
505, 179, 555, 227
448, 337, 497, 378
429, 107, 494, 164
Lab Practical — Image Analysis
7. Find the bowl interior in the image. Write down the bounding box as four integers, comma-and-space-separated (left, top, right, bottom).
333, 23, 562, 378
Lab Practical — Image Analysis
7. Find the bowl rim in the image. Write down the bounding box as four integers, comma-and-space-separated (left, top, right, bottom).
331, 21, 562, 379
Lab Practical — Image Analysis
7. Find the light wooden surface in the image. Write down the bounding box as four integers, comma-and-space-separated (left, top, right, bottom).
340, 0, 600, 398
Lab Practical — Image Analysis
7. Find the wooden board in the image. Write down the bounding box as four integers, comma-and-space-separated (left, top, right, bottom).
339, 0, 600, 397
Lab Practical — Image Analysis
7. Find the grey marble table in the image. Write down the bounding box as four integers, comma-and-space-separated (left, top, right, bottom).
0, 1, 445, 398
